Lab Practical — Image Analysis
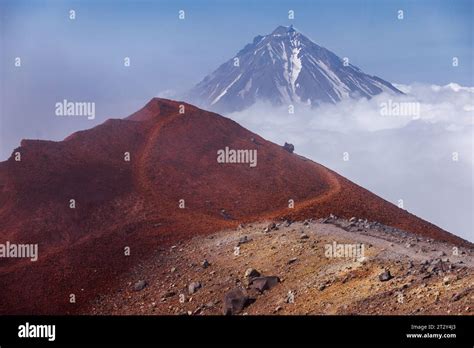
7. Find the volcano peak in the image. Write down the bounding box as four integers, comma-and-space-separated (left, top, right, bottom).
186, 26, 402, 113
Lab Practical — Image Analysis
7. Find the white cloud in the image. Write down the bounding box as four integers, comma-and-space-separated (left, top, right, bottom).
228, 83, 474, 242
156, 89, 177, 99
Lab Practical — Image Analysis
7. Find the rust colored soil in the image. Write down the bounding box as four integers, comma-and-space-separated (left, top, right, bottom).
0, 98, 470, 314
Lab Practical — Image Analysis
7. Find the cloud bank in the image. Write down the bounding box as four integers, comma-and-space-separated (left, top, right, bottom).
228, 83, 474, 242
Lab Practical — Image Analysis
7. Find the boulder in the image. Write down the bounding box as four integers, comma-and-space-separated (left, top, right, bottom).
378, 270, 393, 282
283, 142, 294, 153
249, 276, 280, 292
133, 280, 147, 291
202, 259, 210, 269
223, 287, 251, 315
264, 222, 277, 232
244, 268, 261, 279
188, 281, 202, 294
237, 236, 251, 246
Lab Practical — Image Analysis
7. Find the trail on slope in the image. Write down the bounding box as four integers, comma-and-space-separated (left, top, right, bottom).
253, 157, 342, 222
134, 118, 173, 197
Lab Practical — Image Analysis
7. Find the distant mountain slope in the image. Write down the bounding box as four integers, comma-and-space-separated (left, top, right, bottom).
187, 25, 402, 113
0, 98, 465, 315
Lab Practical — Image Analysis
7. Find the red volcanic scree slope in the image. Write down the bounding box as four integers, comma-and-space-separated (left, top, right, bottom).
0, 98, 468, 314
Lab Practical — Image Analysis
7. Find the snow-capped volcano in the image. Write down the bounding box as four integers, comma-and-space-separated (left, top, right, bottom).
187, 25, 402, 113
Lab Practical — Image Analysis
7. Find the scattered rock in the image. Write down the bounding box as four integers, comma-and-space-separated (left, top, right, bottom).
282, 142, 294, 153
237, 236, 251, 246
318, 281, 331, 291
133, 280, 147, 291
287, 257, 298, 265
451, 288, 472, 302
378, 270, 393, 282
401, 283, 410, 289
264, 222, 277, 232
223, 287, 251, 315
244, 268, 261, 280
188, 282, 202, 295
422, 273, 431, 280
220, 209, 233, 220
161, 290, 176, 298
249, 276, 280, 293
300, 234, 309, 240
202, 259, 210, 269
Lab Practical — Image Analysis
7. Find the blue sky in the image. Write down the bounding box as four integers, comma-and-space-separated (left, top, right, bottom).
0, 0, 473, 159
